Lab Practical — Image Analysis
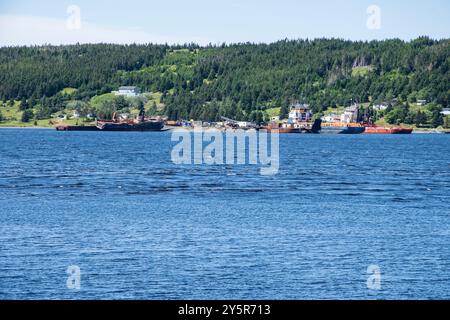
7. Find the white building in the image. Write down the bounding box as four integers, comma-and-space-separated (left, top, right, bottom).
340, 105, 359, 124
373, 104, 388, 111
417, 99, 427, 106
288, 104, 312, 124
322, 114, 341, 122
72, 110, 81, 119
115, 86, 141, 97
441, 108, 450, 116
237, 121, 250, 128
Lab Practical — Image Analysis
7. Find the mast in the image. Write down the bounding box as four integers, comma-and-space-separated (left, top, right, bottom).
138, 105, 145, 123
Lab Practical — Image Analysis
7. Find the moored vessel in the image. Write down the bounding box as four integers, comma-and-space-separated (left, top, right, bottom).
96, 118, 164, 131
264, 103, 321, 133
319, 105, 365, 134
364, 126, 413, 134
320, 123, 366, 134
96, 110, 164, 132
55, 109, 165, 132
55, 125, 99, 131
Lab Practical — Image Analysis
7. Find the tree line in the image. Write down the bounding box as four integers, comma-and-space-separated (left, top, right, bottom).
0, 38, 448, 126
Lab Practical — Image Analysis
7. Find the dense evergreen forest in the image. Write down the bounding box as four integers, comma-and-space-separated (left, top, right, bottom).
0, 37, 449, 126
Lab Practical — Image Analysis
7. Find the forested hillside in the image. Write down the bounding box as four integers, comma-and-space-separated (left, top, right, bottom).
0, 37, 449, 125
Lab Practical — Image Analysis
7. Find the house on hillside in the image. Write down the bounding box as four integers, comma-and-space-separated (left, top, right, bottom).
270, 116, 280, 122
72, 110, 81, 119
322, 114, 340, 122
417, 99, 427, 106
373, 104, 388, 111
115, 86, 141, 97
288, 104, 312, 124
440, 108, 450, 116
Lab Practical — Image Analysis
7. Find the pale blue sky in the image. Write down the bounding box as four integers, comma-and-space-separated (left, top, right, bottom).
0, 0, 449, 46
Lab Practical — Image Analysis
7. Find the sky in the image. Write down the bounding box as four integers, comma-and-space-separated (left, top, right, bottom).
0, 0, 449, 46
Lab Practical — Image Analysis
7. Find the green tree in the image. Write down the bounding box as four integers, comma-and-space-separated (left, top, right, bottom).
19, 97, 29, 111
429, 105, 444, 128
279, 104, 289, 120
444, 116, 449, 129
0, 39, 449, 121
385, 108, 402, 125
431, 110, 443, 128
34, 105, 52, 120
249, 110, 264, 125
29, 97, 35, 109
148, 101, 158, 115
415, 110, 427, 127
404, 110, 416, 125
114, 95, 129, 110
21, 109, 34, 122
96, 101, 117, 120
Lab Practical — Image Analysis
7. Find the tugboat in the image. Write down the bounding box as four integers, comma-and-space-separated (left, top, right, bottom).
320, 105, 366, 134
96, 108, 164, 132
264, 104, 321, 134
319, 123, 366, 134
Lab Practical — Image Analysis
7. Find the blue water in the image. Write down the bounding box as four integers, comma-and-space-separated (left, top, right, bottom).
0, 128, 449, 300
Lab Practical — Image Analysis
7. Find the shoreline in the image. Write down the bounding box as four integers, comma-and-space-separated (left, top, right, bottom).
0, 125, 449, 134
0, 126, 53, 129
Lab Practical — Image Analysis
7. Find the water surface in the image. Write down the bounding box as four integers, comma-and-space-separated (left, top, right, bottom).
0, 129, 449, 299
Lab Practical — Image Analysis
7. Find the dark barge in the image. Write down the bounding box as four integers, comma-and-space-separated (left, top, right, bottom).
55, 109, 165, 132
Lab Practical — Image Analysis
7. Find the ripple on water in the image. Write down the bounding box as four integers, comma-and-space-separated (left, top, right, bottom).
0, 130, 449, 299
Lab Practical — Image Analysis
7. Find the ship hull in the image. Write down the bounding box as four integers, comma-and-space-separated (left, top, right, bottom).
391, 128, 413, 134
265, 127, 318, 134
364, 127, 413, 134
96, 121, 164, 132
55, 125, 99, 131
320, 126, 365, 134
264, 120, 321, 134
278, 128, 300, 134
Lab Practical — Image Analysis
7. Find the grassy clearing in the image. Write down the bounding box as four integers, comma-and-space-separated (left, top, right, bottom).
60, 87, 78, 95
1, 102, 21, 120
323, 106, 345, 115
0, 119, 53, 128
0, 100, 97, 128
352, 66, 374, 77
90, 93, 116, 107
265, 107, 281, 118
142, 92, 165, 112
0, 116, 95, 128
